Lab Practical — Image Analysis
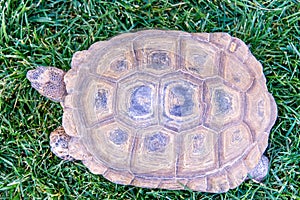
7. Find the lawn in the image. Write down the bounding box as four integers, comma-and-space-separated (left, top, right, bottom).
0, 0, 299, 199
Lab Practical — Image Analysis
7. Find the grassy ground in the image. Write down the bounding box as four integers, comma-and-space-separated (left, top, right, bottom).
0, 0, 299, 199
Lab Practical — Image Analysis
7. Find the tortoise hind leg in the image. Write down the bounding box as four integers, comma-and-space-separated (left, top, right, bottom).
49, 126, 73, 161
248, 155, 269, 182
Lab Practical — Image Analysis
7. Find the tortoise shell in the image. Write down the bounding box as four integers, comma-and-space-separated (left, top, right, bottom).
56, 30, 276, 192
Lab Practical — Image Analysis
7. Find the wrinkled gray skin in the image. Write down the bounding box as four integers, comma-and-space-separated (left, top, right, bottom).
26, 66, 270, 183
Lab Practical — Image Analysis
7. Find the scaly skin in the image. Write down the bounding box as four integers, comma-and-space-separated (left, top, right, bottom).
248, 155, 269, 182
26, 66, 66, 102
49, 126, 73, 161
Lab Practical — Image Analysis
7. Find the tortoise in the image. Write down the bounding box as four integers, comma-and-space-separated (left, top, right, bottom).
26, 30, 277, 193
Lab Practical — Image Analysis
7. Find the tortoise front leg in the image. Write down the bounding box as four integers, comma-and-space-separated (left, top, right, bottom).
49, 127, 73, 161
50, 126, 91, 161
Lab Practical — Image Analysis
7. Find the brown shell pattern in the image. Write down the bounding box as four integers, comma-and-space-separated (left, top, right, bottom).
62, 30, 277, 193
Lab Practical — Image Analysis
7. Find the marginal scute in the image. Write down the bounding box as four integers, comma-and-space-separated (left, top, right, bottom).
159, 179, 188, 190
132, 177, 161, 189
82, 158, 108, 175
209, 32, 232, 49
63, 68, 78, 94
63, 92, 77, 109
71, 50, 89, 70
207, 173, 230, 193
228, 38, 250, 62
62, 108, 78, 137
226, 161, 248, 189
245, 54, 264, 76
257, 132, 269, 153
186, 177, 207, 192
89, 40, 108, 51
243, 144, 261, 170
192, 32, 210, 42
68, 137, 91, 160
104, 169, 134, 185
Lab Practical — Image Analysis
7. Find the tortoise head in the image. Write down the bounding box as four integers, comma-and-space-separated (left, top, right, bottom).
26, 66, 67, 102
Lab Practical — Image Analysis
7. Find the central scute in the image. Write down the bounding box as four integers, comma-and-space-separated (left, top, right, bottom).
116, 72, 203, 131
129, 85, 152, 118
167, 84, 195, 117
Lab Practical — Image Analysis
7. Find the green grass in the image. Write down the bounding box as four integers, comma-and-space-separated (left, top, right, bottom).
0, 0, 299, 199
